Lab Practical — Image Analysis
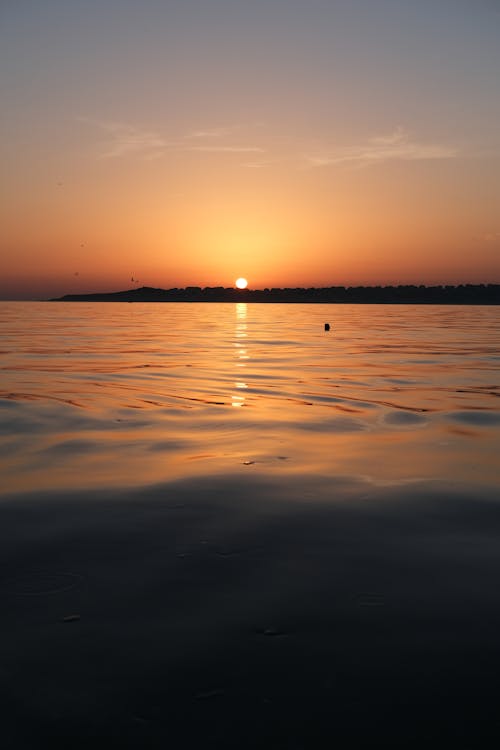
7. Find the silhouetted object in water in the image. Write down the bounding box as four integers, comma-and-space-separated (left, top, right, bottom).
324, 323, 330, 331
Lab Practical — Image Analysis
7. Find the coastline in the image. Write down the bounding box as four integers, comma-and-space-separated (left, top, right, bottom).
48, 284, 500, 304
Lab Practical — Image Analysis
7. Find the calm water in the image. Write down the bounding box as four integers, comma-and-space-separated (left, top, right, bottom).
1, 302, 499, 495
2, 301, 500, 748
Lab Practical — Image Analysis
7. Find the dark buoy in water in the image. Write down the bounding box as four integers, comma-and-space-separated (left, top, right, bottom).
324, 323, 330, 331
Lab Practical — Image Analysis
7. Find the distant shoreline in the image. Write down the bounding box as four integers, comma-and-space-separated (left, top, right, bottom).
49, 284, 500, 304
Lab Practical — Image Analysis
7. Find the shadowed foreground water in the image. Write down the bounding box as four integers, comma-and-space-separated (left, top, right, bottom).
0, 303, 499, 747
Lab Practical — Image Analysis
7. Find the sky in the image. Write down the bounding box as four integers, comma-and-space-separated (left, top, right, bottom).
1, 0, 499, 299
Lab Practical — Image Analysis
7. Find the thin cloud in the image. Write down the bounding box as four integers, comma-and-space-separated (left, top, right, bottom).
240, 160, 270, 168
187, 145, 265, 154
82, 117, 265, 160
80, 118, 168, 159
185, 127, 231, 139
100, 123, 168, 159
480, 231, 500, 242
182, 126, 264, 153
305, 127, 458, 168
105, 129, 166, 159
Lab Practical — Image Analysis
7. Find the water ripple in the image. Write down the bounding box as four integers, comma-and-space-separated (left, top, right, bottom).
0, 302, 499, 492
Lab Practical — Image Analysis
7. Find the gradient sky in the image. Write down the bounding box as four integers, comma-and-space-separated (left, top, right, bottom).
1, 0, 499, 298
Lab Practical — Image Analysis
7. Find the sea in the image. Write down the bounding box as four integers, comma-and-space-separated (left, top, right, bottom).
1, 302, 499, 493
1, 301, 500, 748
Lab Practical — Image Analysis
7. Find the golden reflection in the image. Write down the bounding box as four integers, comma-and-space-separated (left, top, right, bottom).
233, 303, 249, 405
2, 302, 499, 493
236, 303, 247, 319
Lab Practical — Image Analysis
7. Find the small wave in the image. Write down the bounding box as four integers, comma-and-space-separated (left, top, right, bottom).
383, 411, 428, 426
448, 411, 500, 427
0, 391, 87, 408
294, 417, 366, 433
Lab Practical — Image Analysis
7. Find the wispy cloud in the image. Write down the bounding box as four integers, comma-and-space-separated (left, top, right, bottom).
185, 127, 231, 139
182, 126, 264, 154
305, 127, 458, 168
82, 118, 265, 160
479, 231, 500, 242
95, 121, 168, 159
187, 145, 265, 154
240, 160, 271, 168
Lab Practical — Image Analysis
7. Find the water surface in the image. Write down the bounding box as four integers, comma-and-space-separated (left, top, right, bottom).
0, 302, 498, 493
2, 302, 500, 747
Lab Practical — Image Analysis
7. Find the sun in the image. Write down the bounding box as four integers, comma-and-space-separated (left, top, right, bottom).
235, 277, 248, 289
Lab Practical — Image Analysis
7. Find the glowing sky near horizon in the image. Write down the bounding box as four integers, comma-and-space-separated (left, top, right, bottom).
1, 0, 499, 298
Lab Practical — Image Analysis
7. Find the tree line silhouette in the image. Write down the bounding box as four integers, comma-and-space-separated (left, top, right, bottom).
52, 284, 500, 304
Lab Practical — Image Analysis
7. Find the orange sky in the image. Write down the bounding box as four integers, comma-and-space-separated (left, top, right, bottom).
1, 1, 499, 299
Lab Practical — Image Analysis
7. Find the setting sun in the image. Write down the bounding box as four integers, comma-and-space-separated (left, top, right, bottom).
235, 277, 248, 289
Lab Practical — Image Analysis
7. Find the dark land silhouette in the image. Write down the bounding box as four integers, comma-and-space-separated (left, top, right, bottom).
51, 283, 500, 304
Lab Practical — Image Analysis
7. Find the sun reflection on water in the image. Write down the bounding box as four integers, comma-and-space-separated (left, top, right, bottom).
233, 303, 248, 405
0, 301, 499, 492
